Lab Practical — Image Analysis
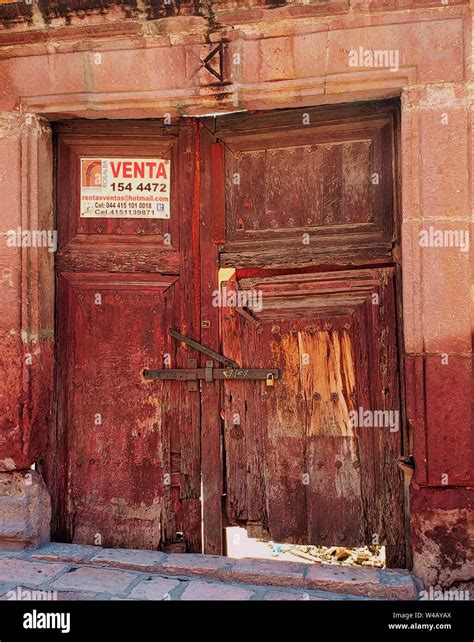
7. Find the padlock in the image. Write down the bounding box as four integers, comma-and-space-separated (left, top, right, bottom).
266, 373, 275, 387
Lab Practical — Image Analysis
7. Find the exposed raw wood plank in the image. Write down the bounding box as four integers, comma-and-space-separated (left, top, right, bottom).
263, 326, 307, 542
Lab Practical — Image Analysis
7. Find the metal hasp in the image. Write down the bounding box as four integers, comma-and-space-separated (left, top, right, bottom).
143, 328, 281, 389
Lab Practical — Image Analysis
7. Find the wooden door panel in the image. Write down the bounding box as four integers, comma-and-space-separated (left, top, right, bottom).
221, 269, 405, 565
226, 139, 374, 235
56, 272, 176, 549
55, 122, 181, 273
215, 101, 397, 270
50, 121, 202, 553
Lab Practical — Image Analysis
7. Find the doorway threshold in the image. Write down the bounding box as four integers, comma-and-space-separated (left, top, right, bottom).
225, 526, 386, 568
0, 542, 418, 600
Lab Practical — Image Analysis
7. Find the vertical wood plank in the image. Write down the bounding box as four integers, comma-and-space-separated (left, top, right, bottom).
369, 270, 405, 567
52, 122, 200, 553
221, 281, 266, 527
200, 125, 223, 554
176, 122, 202, 553
210, 143, 226, 244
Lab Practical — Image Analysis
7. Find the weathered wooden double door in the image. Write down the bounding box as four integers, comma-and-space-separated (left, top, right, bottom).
49, 102, 406, 566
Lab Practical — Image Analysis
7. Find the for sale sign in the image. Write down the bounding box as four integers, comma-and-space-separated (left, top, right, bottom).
80, 158, 171, 219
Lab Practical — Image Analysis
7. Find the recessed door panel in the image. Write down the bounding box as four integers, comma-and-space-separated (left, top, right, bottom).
220, 269, 405, 566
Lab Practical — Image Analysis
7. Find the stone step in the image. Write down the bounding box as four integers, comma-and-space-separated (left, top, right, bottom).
21, 542, 418, 600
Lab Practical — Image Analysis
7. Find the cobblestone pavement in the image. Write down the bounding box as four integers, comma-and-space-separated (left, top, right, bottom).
0, 544, 418, 601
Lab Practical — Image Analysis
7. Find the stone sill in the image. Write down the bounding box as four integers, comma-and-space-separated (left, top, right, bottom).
13, 542, 419, 600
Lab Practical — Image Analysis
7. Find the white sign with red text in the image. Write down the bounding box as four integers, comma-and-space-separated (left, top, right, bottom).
80, 157, 171, 219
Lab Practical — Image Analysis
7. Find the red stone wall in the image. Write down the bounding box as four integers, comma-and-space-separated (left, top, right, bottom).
0, 0, 471, 588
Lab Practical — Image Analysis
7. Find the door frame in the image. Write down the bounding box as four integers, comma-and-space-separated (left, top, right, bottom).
44, 103, 408, 562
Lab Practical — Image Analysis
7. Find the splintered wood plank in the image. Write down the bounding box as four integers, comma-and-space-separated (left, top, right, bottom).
300, 326, 364, 546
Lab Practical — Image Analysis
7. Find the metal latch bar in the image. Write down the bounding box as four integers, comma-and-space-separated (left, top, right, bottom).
143, 368, 280, 382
